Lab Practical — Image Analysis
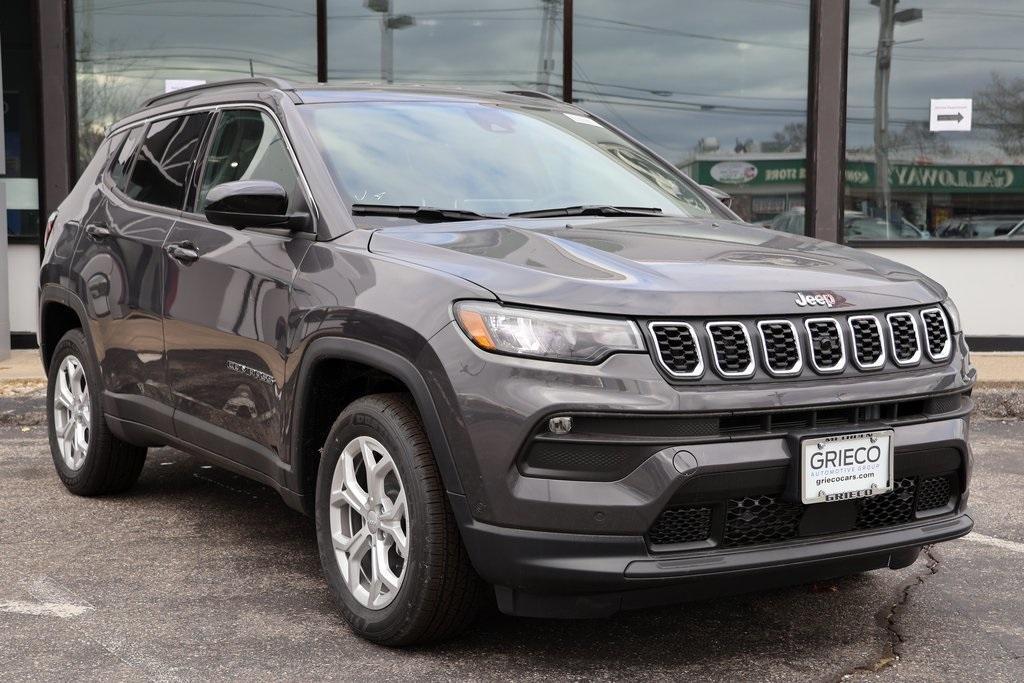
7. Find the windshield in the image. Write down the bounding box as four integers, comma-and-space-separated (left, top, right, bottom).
300, 101, 717, 221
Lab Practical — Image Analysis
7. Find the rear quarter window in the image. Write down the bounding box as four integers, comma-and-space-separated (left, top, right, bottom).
123, 113, 210, 209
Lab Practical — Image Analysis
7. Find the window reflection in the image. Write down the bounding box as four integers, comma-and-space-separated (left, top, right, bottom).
845, 0, 1024, 241
326, 1, 563, 95
74, 0, 314, 173
574, 0, 811, 231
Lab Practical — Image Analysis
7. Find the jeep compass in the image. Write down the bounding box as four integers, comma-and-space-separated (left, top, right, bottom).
39, 78, 974, 646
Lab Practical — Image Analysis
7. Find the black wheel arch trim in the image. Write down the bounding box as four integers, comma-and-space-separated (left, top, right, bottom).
39, 285, 95, 375
287, 335, 466, 514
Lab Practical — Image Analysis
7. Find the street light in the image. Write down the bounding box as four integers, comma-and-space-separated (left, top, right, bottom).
365, 0, 416, 83
872, 0, 923, 234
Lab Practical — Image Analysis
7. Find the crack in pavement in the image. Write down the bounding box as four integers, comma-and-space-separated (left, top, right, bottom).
834, 545, 941, 681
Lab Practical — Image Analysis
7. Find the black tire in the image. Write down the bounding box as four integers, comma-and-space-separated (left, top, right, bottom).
47, 329, 147, 495
315, 393, 484, 646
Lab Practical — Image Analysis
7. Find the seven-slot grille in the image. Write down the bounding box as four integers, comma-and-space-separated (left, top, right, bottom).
887, 312, 922, 366
705, 322, 754, 377
649, 307, 952, 380
757, 321, 802, 376
805, 318, 846, 373
921, 308, 952, 361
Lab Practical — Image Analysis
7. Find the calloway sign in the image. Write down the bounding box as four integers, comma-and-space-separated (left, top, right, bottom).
694, 158, 1024, 194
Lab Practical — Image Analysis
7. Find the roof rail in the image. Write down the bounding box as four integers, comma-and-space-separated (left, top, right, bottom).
501, 89, 564, 103
142, 77, 295, 108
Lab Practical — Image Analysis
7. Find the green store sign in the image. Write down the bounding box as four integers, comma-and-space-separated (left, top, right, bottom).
694, 159, 1024, 194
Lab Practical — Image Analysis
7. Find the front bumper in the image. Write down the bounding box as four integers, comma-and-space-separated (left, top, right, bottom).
452, 491, 972, 617
421, 323, 974, 614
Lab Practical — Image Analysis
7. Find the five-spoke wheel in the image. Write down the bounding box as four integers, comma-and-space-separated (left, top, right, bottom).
52, 354, 91, 471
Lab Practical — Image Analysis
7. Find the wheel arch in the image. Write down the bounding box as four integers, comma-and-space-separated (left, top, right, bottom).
287, 336, 465, 515
39, 287, 93, 373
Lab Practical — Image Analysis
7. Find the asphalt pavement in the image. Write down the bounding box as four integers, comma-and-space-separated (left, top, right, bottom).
1, 394, 1021, 681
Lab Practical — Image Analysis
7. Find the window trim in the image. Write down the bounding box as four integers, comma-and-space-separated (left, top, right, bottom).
107, 102, 319, 231
187, 105, 314, 230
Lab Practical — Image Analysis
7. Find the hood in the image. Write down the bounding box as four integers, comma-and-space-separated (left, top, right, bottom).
368, 217, 945, 317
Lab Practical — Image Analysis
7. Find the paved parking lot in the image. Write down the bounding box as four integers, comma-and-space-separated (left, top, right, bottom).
1, 397, 1022, 681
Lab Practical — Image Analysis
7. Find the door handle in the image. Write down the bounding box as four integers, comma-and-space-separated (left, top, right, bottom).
165, 241, 200, 265
85, 223, 112, 240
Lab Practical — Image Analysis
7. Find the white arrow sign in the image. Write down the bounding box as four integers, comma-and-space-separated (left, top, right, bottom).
930, 98, 972, 132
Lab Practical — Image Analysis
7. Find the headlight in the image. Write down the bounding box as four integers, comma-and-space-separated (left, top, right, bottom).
942, 297, 962, 333
454, 301, 645, 363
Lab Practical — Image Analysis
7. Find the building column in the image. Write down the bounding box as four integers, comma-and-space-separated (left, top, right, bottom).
805, 0, 850, 243
36, 0, 76, 220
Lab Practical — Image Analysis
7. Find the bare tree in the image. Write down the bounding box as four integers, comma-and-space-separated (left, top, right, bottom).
886, 121, 952, 159
975, 73, 1024, 158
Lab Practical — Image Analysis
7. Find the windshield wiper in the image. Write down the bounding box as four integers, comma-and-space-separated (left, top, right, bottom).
508, 205, 664, 219
351, 204, 503, 223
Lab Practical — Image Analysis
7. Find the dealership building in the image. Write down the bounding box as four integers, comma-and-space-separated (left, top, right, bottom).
2, 0, 1022, 353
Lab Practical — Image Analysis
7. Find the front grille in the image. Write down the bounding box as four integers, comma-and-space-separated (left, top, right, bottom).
917, 476, 954, 511
647, 506, 713, 545
855, 477, 916, 529
806, 318, 846, 373
649, 322, 704, 378
758, 320, 802, 375
849, 315, 885, 370
646, 305, 954, 382
921, 308, 952, 361
648, 473, 961, 551
706, 322, 754, 377
887, 313, 921, 366
723, 495, 803, 547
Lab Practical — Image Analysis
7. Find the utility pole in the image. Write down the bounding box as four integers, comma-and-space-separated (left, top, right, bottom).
365, 0, 415, 84
872, 0, 922, 234
535, 0, 560, 94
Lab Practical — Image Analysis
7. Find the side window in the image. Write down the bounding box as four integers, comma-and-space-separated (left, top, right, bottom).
124, 113, 209, 209
109, 126, 144, 191
198, 109, 304, 213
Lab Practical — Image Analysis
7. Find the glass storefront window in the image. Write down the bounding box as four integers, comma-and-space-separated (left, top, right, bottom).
327, 1, 563, 95
845, 0, 1024, 242
2, 1, 41, 241
73, 0, 315, 174
573, 0, 810, 230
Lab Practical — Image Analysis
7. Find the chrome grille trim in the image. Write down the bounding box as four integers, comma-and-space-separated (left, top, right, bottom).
920, 307, 953, 361
648, 321, 705, 378
848, 314, 887, 371
756, 320, 803, 377
804, 317, 847, 374
705, 321, 755, 379
886, 312, 922, 366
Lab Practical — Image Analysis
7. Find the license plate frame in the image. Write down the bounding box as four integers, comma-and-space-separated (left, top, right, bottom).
800, 430, 894, 505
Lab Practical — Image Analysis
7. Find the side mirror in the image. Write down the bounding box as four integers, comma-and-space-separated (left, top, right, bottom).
204, 180, 310, 231
701, 184, 733, 209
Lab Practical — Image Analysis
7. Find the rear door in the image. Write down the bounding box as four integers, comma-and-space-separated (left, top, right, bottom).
71, 113, 210, 433
163, 107, 313, 476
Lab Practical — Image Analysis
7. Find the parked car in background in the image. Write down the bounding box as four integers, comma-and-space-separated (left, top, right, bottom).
766, 208, 929, 241
936, 215, 1024, 239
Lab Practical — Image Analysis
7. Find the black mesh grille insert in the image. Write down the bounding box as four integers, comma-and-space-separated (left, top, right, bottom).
850, 317, 884, 368
650, 324, 702, 376
648, 506, 713, 545
888, 314, 920, 364
806, 319, 844, 371
707, 323, 752, 376
855, 477, 917, 529
921, 309, 950, 359
759, 322, 800, 374
917, 476, 954, 511
723, 495, 803, 547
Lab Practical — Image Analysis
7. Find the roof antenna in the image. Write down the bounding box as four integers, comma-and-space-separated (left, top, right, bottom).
249, 58, 255, 78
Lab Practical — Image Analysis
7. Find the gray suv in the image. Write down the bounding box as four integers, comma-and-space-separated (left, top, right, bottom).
39, 79, 974, 646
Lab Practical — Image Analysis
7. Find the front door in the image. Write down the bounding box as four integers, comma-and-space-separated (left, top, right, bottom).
163, 108, 312, 476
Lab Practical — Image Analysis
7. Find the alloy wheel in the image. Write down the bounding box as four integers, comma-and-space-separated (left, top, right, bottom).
328, 435, 409, 610
53, 354, 91, 471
